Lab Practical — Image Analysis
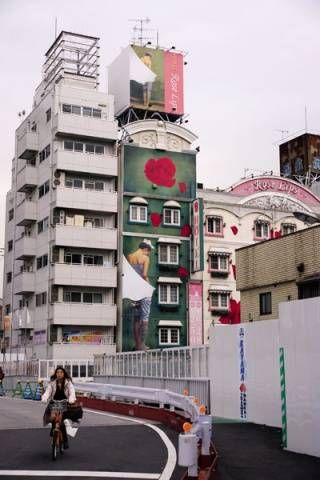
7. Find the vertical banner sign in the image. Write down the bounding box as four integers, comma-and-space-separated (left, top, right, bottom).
188, 282, 203, 345
164, 52, 184, 115
279, 347, 288, 448
191, 198, 204, 273
239, 327, 247, 419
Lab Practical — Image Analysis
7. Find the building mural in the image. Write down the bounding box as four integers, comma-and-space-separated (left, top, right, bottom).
121, 144, 196, 351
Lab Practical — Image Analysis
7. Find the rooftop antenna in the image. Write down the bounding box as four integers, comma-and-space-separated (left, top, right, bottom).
55, 17, 58, 39
129, 17, 153, 46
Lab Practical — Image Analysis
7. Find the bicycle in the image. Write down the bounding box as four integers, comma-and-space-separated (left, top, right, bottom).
49, 399, 68, 460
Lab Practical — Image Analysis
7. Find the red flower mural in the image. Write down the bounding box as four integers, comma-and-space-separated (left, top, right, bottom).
240, 383, 247, 393
177, 266, 189, 278
230, 225, 238, 235
150, 212, 162, 227
144, 157, 176, 188
218, 298, 241, 324
179, 182, 187, 193
180, 224, 192, 237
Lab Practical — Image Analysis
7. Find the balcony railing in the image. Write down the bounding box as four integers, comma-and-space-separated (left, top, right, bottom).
53, 113, 118, 141
53, 224, 117, 250
54, 186, 117, 213
52, 263, 117, 288
53, 149, 117, 177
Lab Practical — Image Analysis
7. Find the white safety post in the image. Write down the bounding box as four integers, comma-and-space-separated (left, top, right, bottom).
198, 414, 212, 456
178, 423, 198, 478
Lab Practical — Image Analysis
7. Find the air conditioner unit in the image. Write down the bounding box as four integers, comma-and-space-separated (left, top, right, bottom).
53, 179, 60, 187
54, 170, 61, 178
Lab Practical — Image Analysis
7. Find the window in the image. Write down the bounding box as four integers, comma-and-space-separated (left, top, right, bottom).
209, 291, 230, 310
8, 240, 13, 252
39, 144, 51, 163
38, 217, 49, 234
130, 205, 147, 223
163, 208, 180, 226
83, 255, 103, 265
62, 104, 72, 113
38, 180, 50, 198
281, 223, 296, 235
74, 142, 83, 152
298, 281, 320, 299
37, 254, 48, 270
158, 244, 179, 265
159, 328, 180, 345
207, 216, 223, 235
84, 216, 104, 228
64, 140, 73, 151
8, 209, 14, 221
209, 253, 229, 273
83, 292, 103, 303
36, 292, 47, 307
254, 221, 270, 240
63, 140, 105, 155
85, 143, 95, 154
63, 291, 82, 303
71, 105, 81, 115
64, 253, 82, 264
5, 304, 11, 315
63, 291, 103, 303
62, 104, 101, 118
46, 108, 51, 122
95, 145, 104, 154
159, 284, 179, 305
260, 292, 272, 315
7, 272, 12, 284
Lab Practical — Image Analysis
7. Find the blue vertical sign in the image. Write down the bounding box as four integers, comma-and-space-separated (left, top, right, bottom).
239, 327, 247, 419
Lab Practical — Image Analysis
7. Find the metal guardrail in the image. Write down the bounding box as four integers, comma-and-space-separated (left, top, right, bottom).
73, 381, 201, 422
73, 380, 214, 475
94, 345, 209, 379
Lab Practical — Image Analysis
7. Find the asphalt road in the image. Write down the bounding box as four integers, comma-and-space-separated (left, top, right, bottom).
0, 397, 185, 480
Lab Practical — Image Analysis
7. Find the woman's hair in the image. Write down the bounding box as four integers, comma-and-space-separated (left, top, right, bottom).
50, 366, 72, 382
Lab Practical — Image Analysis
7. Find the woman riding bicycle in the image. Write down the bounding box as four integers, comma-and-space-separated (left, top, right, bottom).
42, 366, 77, 449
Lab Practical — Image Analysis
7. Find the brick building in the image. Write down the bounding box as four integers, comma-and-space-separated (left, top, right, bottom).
236, 225, 320, 321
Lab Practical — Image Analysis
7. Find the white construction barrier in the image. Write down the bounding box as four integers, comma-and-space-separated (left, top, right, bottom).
209, 297, 320, 457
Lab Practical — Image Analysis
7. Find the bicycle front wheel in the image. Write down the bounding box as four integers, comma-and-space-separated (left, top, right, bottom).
52, 432, 58, 461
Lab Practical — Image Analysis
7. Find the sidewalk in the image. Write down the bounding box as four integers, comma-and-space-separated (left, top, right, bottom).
213, 418, 320, 480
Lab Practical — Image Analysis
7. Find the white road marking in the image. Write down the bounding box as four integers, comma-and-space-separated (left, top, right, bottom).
82, 409, 177, 480
0, 471, 160, 478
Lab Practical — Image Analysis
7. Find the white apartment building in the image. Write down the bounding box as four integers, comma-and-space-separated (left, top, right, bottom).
2, 32, 118, 361
194, 175, 320, 341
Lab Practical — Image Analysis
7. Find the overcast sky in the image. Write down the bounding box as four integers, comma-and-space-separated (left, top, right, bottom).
0, 0, 320, 293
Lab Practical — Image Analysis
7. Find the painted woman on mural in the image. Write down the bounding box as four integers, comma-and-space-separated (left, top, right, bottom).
124, 240, 155, 351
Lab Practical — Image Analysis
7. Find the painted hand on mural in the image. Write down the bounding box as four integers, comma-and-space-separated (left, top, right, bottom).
144, 157, 176, 187
218, 298, 240, 324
